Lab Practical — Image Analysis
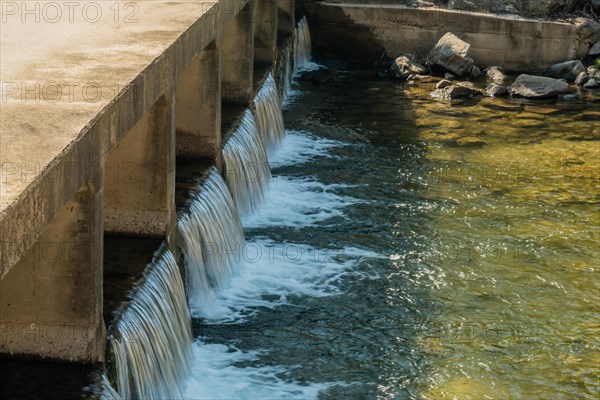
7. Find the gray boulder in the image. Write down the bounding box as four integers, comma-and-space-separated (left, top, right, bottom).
584, 79, 600, 89
427, 32, 474, 77
471, 65, 482, 79
550, 60, 585, 81
431, 83, 482, 100
448, 0, 478, 11
390, 54, 428, 79
486, 84, 508, 97
508, 74, 570, 98
486, 66, 509, 85
589, 40, 600, 56
575, 72, 590, 86
574, 18, 600, 45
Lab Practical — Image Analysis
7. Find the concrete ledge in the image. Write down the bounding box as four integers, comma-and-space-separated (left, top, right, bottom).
307, 3, 590, 71
0, 0, 248, 278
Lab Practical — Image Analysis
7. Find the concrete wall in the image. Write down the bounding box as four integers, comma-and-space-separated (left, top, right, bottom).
254, 0, 279, 66
0, 0, 276, 363
104, 91, 176, 237
307, 3, 591, 71
0, 180, 105, 362
176, 39, 222, 160
222, 2, 255, 105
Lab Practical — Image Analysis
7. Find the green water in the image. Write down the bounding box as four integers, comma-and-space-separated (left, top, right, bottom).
239, 77, 600, 399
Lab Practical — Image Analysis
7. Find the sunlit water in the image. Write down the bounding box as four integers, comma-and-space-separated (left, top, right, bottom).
183, 76, 599, 399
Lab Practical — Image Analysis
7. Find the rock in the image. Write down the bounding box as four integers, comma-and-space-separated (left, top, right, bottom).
427, 32, 474, 77
508, 74, 570, 98
486, 84, 508, 97
594, 0, 600, 12
486, 66, 508, 85
390, 54, 428, 79
574, 18, 600, 45
407, 73, 431, 81
563, 94, 579, 101
431, 83, 482, 100
584, 79, 600, 89
457, 137, 487, 147
448, 0, 478, 11
549, 60, 585, 81
470, 65, 482, 79
575, 72, 590, 86
590, 40, 600, 56
436, 79, 452, 89
524, 0, 577, 15
445, 72, 456, 80
587, 67, 599, 75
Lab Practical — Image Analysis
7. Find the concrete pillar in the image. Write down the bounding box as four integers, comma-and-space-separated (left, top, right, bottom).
277, 0, 294, 38
175, 39, 222, 159
222, 2, 254, 105
254, 0, 278, 66
0, 178, 105, 362
104, 90, 176, 237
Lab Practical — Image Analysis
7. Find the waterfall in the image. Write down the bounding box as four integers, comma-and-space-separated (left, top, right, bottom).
277, 41, 293, 100
178, 168, 245, 307
223, 110, 271, 215
253, 72, 285, 151
109, 248, 192, 400
100, 374, 122, 400
104, 14, 315, 400
294, 16, 312, 72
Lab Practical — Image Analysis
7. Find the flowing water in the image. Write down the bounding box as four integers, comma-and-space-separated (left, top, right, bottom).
177, 75, 599, 399
7, 15, 594, 400
109, 246, 192, 399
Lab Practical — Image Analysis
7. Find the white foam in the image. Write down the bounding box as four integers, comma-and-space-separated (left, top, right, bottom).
268, 130, 343, 168
241, 176, 358, 228
183, 341, 333, 400
190, 238, 381, 323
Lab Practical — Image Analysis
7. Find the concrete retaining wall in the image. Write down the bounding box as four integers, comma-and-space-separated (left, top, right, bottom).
307, 3, 595, 71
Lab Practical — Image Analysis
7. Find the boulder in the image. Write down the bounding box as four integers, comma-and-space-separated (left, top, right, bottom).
587, 67, 599, 76
486, 84, 508, 97
508, 74, 570, 98
575, 72, 590, 86
448, 0, 478, 11
590, 41, 600, 56
470, 65, 482, 79
486, 66, 509, 85
584, 79, 600, 89
574, 18, 600, 45
524, 0, 577, 15
549, 60, 585, 81
427, 32, 474, 77
390, 54, 428, 79
436, 79, 453, 89
431, 83, 482, 100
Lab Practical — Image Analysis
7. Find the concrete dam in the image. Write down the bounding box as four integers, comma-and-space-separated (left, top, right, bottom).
1, 1, 598, 398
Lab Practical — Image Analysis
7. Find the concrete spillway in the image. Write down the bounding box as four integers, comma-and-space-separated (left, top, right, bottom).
0, 0, 295, 362
0, 0, 595, 366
